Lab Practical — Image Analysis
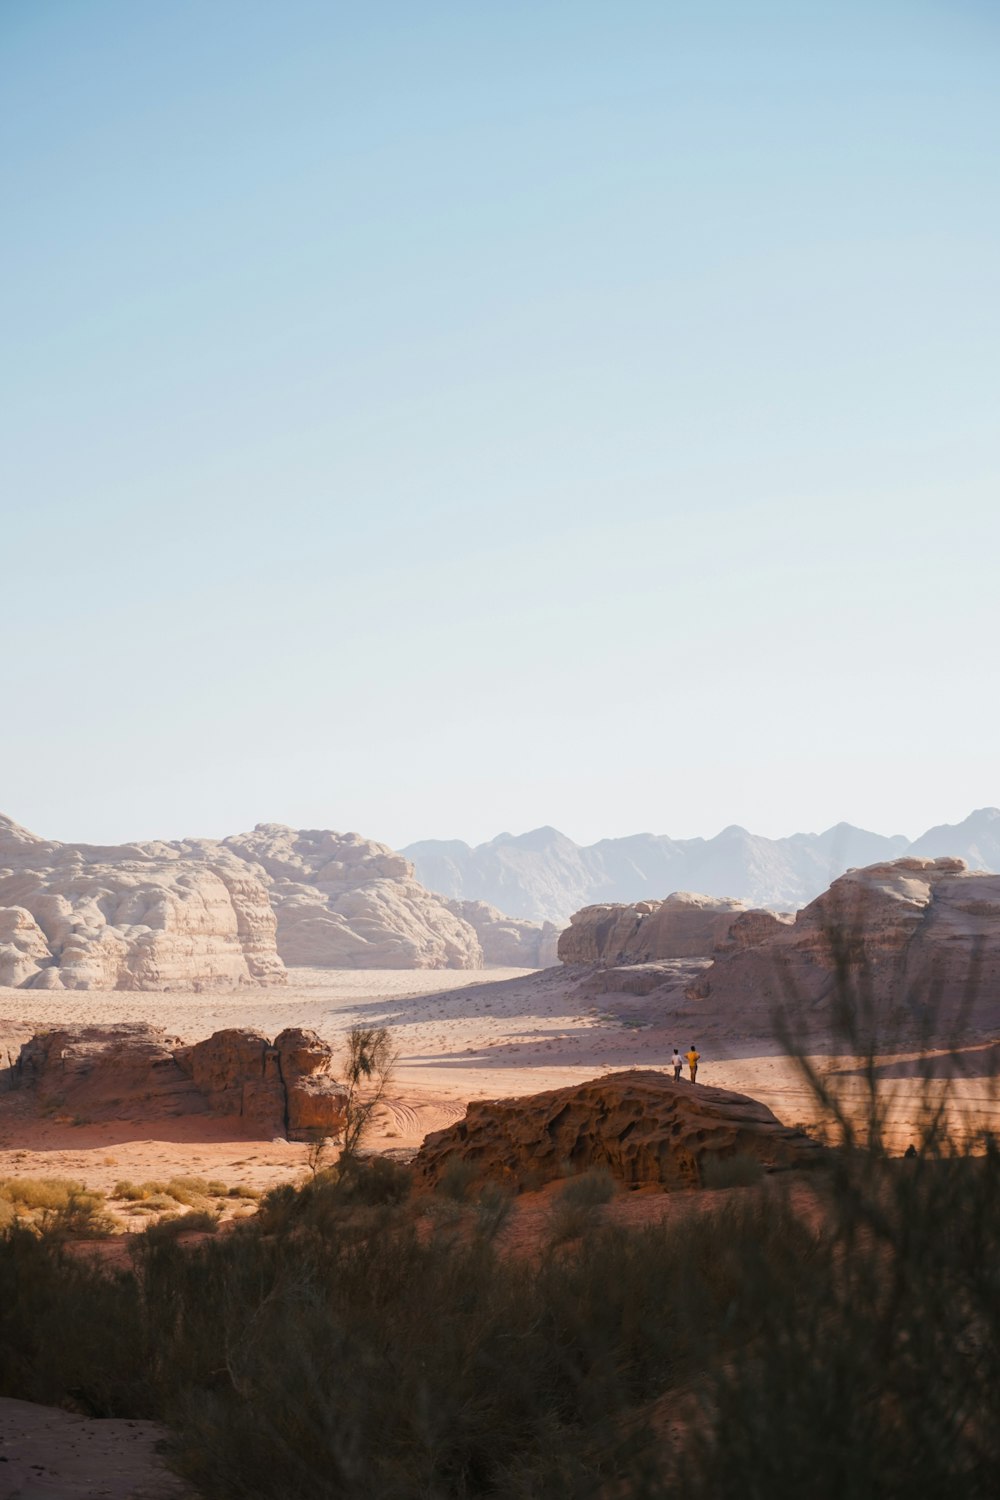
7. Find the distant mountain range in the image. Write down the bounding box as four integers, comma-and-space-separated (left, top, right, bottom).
404, 808, 1000, 925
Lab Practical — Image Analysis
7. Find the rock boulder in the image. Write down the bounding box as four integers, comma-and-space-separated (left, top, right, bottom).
688, 857, 1000, 1037
413, 1069, 822, 1191
15, 1023, 346, 1140
558, 891, 789, 966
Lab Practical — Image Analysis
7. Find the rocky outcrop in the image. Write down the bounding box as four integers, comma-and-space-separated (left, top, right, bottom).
445, 898, 561, 968
174, 1026, 345, 1138
15, 1023, 346, 1140
413, 1069, 822, 1191
0, 815, 286, 991
0, 906, 52, 988
16, 1024, 209, 1120
405, 810, 1000, 923
688, 858, 1000, 1036
0, 814, 492, 986
152, 824, 485, 971
558, 892, 790, 966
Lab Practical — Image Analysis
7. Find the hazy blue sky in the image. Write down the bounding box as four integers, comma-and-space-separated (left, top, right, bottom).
2, 1, 998, 850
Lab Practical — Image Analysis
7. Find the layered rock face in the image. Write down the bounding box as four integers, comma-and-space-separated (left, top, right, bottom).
16, 1024, 207, 1120
0, 815, 516, 986
207, 826, 484, 970
413, 1069, 822, 1191
15, 1023, 346, 1140
445, 898, 560, 968
0, 815, 285, 992
175, 1026, 346, 1138
689, 858, 1000, 1035
558, 892, 790, 966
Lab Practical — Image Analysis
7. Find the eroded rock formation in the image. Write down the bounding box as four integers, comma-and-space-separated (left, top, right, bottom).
558, 891, 790, 966
445, 898, 560, 968
0, 814, 496, 987
207, 826, 484, 970
15, 1023, 346, 1140
174, 1025, 345, 1138
688, 857, 1000, 1036
413, 1069, 821, 1191
0, 815, 286, 991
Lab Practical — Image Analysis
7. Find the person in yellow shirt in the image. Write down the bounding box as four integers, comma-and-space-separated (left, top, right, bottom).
686, 1045, 700, 1083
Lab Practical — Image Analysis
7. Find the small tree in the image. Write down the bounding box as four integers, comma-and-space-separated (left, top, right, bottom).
302, 1129, 332, 1179
337, 1025, 399, 1164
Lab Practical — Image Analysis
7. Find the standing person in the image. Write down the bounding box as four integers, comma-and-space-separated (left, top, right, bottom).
671, 1048, 683, 1082
687, 1044, 700, 1083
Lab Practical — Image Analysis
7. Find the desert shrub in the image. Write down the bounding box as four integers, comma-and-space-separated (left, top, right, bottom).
0, 1142, 996, 1498
0, 1178, 114, 1238
700, 1151, 765, 1188
143, 1210, 220, 1243
335, 1155, 412, 1206
112, 1179, 172, 1201
0, 1227, 151, 1416
226, 1184, 261, 1200
163, 1177, 213, 1207
435, 1157, 478, 1201
112, 1180, 148, 1201
205, 1180, 229, 1197
559, 1167, 616, 1209
472, 1182, 514, 1241
255, 1182, 299, 1234
677, 1145, 1000, 1500
548, 1167, 616, 1243
41, 1192, 116, 1240
0, 1177, 91, 1211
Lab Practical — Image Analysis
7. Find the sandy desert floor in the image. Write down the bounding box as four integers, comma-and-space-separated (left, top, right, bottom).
1, 964, 997, 1199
